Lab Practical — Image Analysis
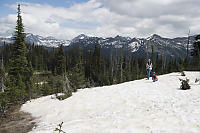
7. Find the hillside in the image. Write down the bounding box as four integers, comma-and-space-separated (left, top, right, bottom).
22, 71, 200, 133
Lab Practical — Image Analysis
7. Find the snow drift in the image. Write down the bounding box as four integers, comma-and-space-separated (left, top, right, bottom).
21, 71, 200, 133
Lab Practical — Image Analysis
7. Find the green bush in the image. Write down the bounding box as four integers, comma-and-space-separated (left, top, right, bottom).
56, 94, 69, 100
41, 83, 52, 96
195, 78, 200, 84
56, 89, 72, 101
179, 78, 190, 90
0, 92, 9, 116
181, 71, 185, 76
54, 122, 66, 133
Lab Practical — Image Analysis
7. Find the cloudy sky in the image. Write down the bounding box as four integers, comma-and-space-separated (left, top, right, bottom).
0, 0, 200, 39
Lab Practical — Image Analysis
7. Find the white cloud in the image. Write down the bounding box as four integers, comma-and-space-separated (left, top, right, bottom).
104, 0, 200, 37
0, 0, 200, 39
1, 1, 105, 39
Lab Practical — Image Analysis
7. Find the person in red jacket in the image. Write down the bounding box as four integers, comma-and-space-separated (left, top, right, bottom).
152, 72, 158, 82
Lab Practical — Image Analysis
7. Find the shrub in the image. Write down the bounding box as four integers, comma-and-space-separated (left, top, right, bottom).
41, 83, 52, 96
195, 78, 200, 84
54, 122, 66, 133
56, 89, 72, 101
179, 78, 190, 90
56, 94, 69, 101
0, 92, 9, 116
181, 71, 185, 76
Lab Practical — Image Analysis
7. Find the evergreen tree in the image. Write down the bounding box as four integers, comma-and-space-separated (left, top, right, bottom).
117, 49, 123, 83
109, 53, 115, 84
131, 57, 139, 80
8, 4, 32, 101
123, 56, 131, 81
167, 56, 176, 73
154, 54, 164, 74
183, 57, 189, 70
151, 45, 155, 71
191, 34, 200, 70
138, 58, 146, 78
178, 56, 184, 72
56, 44, 66, 75
69, 44, 85, 90
91, 44, 102, 84
85, 49, 92, 79
159, 55, 165, 74
0, 57, 6, 93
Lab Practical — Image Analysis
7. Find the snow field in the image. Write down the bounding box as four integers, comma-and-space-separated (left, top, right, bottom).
21, 71, 200, 133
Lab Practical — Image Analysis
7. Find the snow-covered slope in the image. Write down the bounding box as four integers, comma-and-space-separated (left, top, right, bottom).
22, 72, 200, 133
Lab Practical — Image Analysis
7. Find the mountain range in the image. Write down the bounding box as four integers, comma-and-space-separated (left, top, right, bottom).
0, 33, 195, 58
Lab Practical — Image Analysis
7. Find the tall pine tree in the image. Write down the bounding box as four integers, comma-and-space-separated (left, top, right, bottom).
8, 4, 32, 101
56, 44, 66, 75
117, 48, 123, 83
192, 34, 200, 70
69, 43, 85, 90
151, 44, 155, 71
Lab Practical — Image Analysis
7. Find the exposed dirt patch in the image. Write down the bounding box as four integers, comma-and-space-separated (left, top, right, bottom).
0, 105, 35, 133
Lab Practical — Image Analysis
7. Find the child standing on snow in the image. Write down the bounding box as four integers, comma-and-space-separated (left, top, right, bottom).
146, 59, 152, 79
152, 72, 158, 82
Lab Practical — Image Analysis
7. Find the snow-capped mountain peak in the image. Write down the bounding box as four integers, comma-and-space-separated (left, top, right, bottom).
44, 36, 56, 40
24, 33, 71, 47
73, 34, 89, 41
0, 33, 196, 58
